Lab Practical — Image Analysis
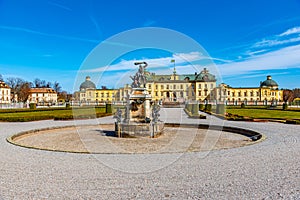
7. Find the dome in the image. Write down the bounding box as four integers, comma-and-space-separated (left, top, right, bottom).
260, 76, 278, 88
80, 76, 96, 91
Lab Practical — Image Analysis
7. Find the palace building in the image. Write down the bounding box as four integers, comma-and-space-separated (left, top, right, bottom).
211, 75, 282, 105
75, 70, 283, 106
0, 80, 11, 104
145, 68, 216, 103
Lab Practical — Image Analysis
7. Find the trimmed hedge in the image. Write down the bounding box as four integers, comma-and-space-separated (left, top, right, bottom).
29, 103, 36, 109
204, 104, 212, 112
106, 104, 112, 113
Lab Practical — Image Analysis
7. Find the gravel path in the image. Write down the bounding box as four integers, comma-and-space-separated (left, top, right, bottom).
0, 108, 299, 199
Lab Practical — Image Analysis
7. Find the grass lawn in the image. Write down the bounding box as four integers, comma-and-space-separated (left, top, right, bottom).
0, 107, 110, 122
226, 108, 300, 120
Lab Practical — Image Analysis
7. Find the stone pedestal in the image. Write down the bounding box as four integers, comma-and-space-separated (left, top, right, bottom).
129, 88, 152, 123
114, 87, 165, 138
119, 121, 164, 137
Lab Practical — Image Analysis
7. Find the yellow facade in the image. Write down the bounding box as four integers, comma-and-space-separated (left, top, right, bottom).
211, 76, 283, 104
76, 88, 116, 103
144, 68, 216, 103
76, 73, 282, 105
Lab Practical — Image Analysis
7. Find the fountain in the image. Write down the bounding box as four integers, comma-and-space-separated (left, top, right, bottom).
114, 62, 164, 138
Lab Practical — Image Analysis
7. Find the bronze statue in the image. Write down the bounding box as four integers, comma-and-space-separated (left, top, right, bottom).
130, 62, 148, 88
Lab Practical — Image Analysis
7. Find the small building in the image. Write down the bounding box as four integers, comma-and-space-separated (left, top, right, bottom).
28, 88, 58, 104
0, 81, 11, 104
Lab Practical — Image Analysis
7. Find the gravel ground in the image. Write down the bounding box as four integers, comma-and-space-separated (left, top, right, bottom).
0, 108, 299, 199
12, 125, 251, 154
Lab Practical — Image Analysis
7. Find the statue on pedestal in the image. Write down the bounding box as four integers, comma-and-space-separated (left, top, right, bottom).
130, 62, 148, 88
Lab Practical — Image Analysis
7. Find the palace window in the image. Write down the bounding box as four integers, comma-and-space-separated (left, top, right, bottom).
250, 91, 253, 96
198, 84, 201, 89
180, 84, 183, 89
161, 92, 163, 96
232, 92, 235, 96
204, 90, 208, 96
161, 85, 164, 89
211, 84, 213, 88
173, 84, 176, 89
244, 92, 247, 96
155, 92, 158, 96
228, 91, 230, 95
257, 91, 259, 96
96, 93, 99, 98
166, 85, 169, 89
148, 84, 152, 89
155, 85, 158, 90
199, 91, 202, 96
238, 92, 241, 97
205, 84, 207, 89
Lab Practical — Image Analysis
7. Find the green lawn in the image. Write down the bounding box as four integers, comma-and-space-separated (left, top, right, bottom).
226, 108, 300, 120
0, 107, 110, 122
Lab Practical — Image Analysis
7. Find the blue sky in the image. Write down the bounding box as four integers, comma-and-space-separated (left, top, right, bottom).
0, 0, 300, 92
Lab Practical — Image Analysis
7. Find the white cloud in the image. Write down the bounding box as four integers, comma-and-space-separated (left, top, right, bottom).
0, 25, 99, 43
254, 36, 300, 48
218, 44, 300, 76
82, 52, 211, 73
279, 26, 300, 36
246, 49, 267, 56
253, 26, 300, 48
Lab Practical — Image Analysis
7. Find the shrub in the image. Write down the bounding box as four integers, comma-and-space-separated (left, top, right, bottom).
283, 103, 288, 110
199, 104, 204, 111
241, 103, 246, 109
106, 104, 112, 113
66, 102, 71, 109
29, 103, 36, 109
204, 104, 212, 112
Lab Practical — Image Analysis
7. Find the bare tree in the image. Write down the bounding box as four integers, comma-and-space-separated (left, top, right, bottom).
40, 80, 46, 87
33, 78, 41, 88
283, 89, 294, 103
58, 90, 67, 101
293, 88, 300, 98
46, 82, 52, 88
6, 77, 24, 102
53, 81, 62, 93
0, 74, 3, 82
18, 82, 31, 103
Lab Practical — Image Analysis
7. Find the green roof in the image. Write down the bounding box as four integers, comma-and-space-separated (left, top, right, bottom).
146, 68, 216, 82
